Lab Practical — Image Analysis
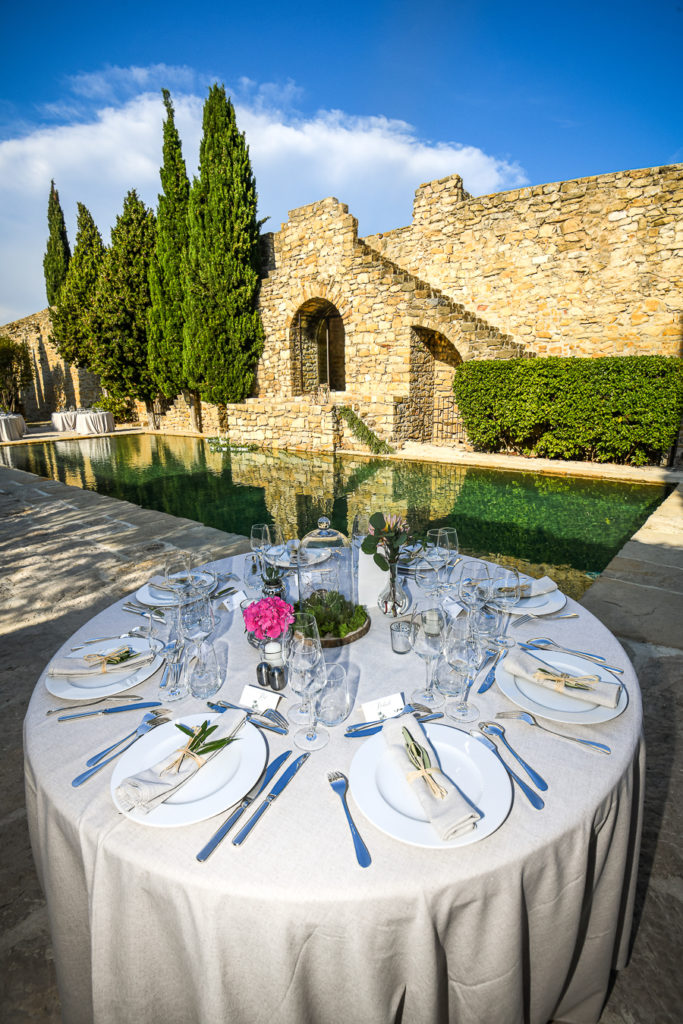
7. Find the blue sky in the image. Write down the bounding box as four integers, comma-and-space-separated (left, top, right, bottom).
1, 0, 681, 323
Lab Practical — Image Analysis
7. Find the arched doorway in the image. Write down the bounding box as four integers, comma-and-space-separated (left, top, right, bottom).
408, 327, 463, 442
290, 299, 345, 396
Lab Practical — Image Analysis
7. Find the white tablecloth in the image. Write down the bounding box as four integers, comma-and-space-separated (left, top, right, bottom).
75, 410, 114, 434
24, 558, 643, 1024
51, 411, 77, 431
0, 413, 26, 440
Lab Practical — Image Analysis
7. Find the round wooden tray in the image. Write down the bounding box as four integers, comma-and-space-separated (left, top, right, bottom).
319, 613, 371, 648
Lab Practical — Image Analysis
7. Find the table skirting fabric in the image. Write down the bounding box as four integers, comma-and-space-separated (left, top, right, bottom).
75, 410, 115, 434
0, 413, 26, 440
24, 560, 644, 1024
51, 411, 78, 431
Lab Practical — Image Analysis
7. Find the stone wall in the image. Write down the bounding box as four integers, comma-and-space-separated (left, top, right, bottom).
363, 163, 683, 357
1, 308, 101, 419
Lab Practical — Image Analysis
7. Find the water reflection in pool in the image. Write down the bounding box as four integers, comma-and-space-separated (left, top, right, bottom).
2, 433, 670, 600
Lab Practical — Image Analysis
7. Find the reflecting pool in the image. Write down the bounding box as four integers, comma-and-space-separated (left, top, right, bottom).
2, 434, 671, 600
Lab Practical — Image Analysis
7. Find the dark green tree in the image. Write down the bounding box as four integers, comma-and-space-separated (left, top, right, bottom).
91, 190, 157, 411
51, 203, 105, 369
43, 180, 71, 305
182, 84, 264, 404
148, 89, 190, 400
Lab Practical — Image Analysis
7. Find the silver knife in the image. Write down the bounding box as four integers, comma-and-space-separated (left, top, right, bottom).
196, 750, 292, 861
345, 713, 443, 737
58, 701, 162, 721
232, 753, 310, 845
477, 649, 507, 693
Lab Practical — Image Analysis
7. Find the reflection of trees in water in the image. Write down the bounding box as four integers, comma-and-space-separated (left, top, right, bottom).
3, 437, 669, 577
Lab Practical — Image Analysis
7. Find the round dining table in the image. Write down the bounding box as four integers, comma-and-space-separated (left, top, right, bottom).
24, 556, 643, 1024
75, 410, 115, 434
0, 412, 26, 441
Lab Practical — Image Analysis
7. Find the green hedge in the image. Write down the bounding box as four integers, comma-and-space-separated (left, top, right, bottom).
452, 356, 683, 466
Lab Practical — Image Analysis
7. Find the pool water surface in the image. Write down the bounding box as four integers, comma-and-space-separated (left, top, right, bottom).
1, 434, 671, 600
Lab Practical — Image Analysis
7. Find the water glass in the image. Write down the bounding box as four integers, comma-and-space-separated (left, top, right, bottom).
180, 588, 215, 640
184, 640, 222, 699
250, 524, 270, 555
284, 612, 322, 724
489, 567, 521, 648
409, 607, 446, 708
316, 664, 351, 727
242, 552, 263, 596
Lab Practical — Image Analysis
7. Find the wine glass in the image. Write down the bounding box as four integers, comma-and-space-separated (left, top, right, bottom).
250, 524, 270, 556
457, 562, 492, 637
409, 607, 446, 708
440, 616, 481, 723
294, 660, 329, 751
489, 567, 521, 648
242, 552, 263, 596
284, 612, 322, 724
436, 527, 459, 566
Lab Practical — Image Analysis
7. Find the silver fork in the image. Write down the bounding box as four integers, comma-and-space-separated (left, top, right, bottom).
72, 715, 170, 786
214, 700, 288, 731
512, 611, 579, 628
345, 703, 432, 733
495, 711, 611, 754
84, 710, 168, 765
327, 772, 371, 867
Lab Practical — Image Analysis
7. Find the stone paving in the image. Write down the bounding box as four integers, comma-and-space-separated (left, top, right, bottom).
0, 463, 681, 1023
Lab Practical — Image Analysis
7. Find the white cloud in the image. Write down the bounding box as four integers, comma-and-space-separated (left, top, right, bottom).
0, 70, 527, 324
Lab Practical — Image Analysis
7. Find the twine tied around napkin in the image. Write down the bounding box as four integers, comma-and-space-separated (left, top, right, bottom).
533, 667, 601, 693
82, 645, 132, 673
402, 726, 448, 799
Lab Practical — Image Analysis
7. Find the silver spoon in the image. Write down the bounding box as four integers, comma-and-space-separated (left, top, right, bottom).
479, 721, 548, 791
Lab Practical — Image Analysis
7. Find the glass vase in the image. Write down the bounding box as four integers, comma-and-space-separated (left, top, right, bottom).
377, 562, 410, 617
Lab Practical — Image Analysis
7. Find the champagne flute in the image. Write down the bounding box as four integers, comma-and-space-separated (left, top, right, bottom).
440, 616, 481, 723
409, 607, 446, 708
294, 661, 329, 751
457, 562, 492, 637
284, 612, 322, 724
489, 567, 521, 648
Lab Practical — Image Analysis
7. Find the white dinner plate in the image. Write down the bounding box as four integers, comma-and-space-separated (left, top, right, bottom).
495, 649, 628, 725
508, 587, 567, 617
110, 712, 267, 827
135, 571, 216, 607
348, 723, 512, 849
45, 638, 163, 700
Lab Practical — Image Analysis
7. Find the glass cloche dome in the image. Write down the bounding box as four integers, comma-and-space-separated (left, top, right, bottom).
297, 516, 353, 607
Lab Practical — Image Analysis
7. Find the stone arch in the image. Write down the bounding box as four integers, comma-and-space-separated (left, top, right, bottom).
408, 326, 463, 442
289, 297, 346, 396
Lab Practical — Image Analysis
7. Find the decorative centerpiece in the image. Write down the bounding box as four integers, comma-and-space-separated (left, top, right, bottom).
297, 589, 370, 648
242, 596, 295, 663
361, 512, 411, 617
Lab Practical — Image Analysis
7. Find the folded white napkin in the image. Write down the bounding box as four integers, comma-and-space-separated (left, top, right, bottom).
48, 648, 155, 678
383, 718, 481, 840
115, 714, 246, 814
520, 575, 557, 598
505, 649, 621, 708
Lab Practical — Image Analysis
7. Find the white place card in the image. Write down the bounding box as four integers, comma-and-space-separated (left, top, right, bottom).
361, 692, 405, 722
443, 598, 464, 618
222, 589, 246, 611
238, 684, 282, 714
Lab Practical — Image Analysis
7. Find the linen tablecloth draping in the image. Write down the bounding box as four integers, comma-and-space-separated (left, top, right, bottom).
0, 413, 26, 440
24, 558, 643, 1024
75, 410, 115, 434
51, 411, 77, 431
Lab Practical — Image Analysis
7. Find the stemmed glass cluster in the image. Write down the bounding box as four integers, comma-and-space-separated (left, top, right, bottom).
162, 551, 221, 701
413, 527, 460, 609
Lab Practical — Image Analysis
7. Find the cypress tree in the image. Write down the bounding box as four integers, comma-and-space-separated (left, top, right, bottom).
91, 190, 157, 407
43, 180, 71, 306
182, 84, 264, 404
51, 203, 105, 369
148, 89, 190, 399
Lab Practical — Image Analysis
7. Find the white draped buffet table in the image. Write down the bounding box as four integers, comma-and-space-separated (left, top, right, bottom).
75, 410, 115, 434
51, 411, 78, 431
24, 557, 643, 1024
0, 412, 26, 440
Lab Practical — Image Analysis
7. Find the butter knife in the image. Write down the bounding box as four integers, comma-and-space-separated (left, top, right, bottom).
58, 701, 162, 721
196, 750, 292, 861
477, 649, 507, 694
232, 753, 310, 845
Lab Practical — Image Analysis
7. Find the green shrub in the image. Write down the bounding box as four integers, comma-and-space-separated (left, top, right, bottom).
453, 356, 683, 466
336, 405, 394, 454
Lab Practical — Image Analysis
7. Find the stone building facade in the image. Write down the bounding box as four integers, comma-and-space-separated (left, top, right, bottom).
3, 161, 682, 455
